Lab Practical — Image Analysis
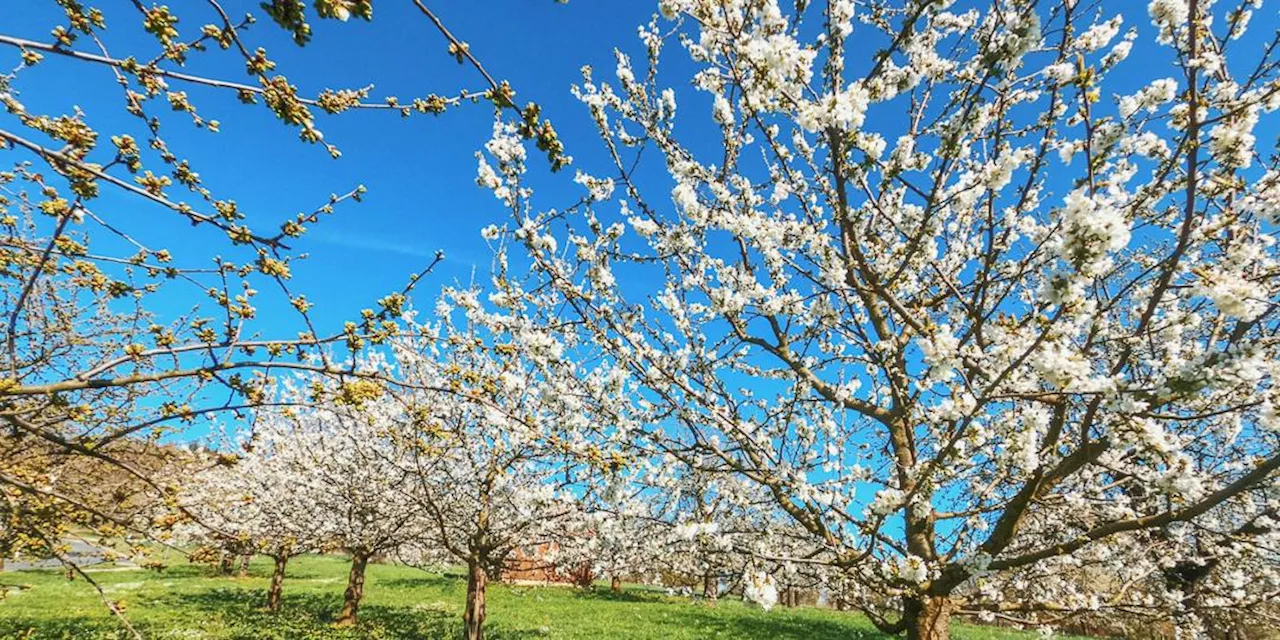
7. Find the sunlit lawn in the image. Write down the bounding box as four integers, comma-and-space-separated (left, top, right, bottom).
1, 554, 1063, 639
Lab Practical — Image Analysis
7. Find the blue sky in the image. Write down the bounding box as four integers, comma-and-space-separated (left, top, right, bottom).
0, 1, 659, 333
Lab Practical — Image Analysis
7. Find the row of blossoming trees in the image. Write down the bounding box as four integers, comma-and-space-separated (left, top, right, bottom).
174, 288, 806, 638
3, 0, 1279, 639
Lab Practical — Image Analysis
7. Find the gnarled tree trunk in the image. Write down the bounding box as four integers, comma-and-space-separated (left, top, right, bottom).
335, 551, 370, 626
611, 575, 621, 593
702, 572, 717, 603
238, 553, 252, 578
903, 594, 954, 640
267, 553, 288, 612
464, 561, 488, 640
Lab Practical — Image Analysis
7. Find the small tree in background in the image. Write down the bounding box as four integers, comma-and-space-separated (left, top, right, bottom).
247, 372, 424, 626
179, 434, 331, 612
390, 288, 605, 640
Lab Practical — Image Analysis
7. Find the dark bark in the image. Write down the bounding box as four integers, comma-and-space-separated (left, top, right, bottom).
267, 553, 288, 612
703, 572, 717, 603
903, 595, 954, 640
335, 551, 370, 626
573, 564, 595, 589
464, 561, 488, 640
611, 575, 621, 593
238, 553, 251, 578
219, 552, 234, 575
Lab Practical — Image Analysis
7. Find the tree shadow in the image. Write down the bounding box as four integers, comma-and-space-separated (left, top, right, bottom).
570, 587, 670, 605
149, 557, 342, 581
151, 562, 217, 579
676, 608, 891, 640
0, 616, 128, 639
164, 586, 541, 639
378, 573, 462, 590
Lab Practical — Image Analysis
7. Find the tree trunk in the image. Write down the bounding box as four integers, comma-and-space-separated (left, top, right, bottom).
335, 551, 370, 626
464, 561, 488, 640
611, 575, 621, 593
574, 564, 595, 589
238, 553, 252, 578
903, 595, 954, 640
702, 572, 717, 603
267, 554, 288, 612
219, 552, 234, 575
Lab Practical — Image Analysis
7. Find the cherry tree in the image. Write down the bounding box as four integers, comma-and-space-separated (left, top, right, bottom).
562, 450, 836, 606
555, 474, 670, 593
178, 434, 331, 612
246, 372, 423, 626
632, 461, 792, 602
475, 0, 1280, 637
388, 288, 602, 640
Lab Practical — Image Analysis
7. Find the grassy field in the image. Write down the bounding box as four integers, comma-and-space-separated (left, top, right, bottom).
0, 554, 1057, 639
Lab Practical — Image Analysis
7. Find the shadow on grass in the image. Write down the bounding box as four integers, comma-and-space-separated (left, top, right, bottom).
570, 587, 669, 605
151, 558, 343, 581
676, 608, 891, 640
164, 586, 542, 640
152, 562, 217, 579
378, 573, 462, 590
0, 617, 127, 640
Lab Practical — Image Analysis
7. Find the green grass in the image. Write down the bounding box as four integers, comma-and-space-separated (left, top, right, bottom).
1, 554, 1052, 639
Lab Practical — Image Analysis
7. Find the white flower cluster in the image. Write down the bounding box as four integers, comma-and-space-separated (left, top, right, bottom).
1239, 170, 1280, 224
1149, 0, 1189, 41
918, 325, 962, 383
574, 170, 616, 201
1054, 189, 1130, 278
1042, 62, 1075, 85
1032, 341, 1095, 390
1117, 78, 1178, 118
476, 120, 528, 207
1208, 109, 1258, 169
1074, 16, 1123, 53
743, 571, 779, 610
897, 555, 929, 584
797, 83, 869, 133
1192, 268, 1267, 321
673, 520, 720, 540
868, 487, 905, 517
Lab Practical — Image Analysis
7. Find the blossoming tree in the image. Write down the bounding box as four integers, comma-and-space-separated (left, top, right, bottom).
248, 373, 424, 626
555, 464, 808, 603
389, 288, 604, 640
476, 0, 1280, 637
179, 434, 332, 612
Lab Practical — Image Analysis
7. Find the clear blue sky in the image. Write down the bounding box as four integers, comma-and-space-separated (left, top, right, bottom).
0, 1, 658, 333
